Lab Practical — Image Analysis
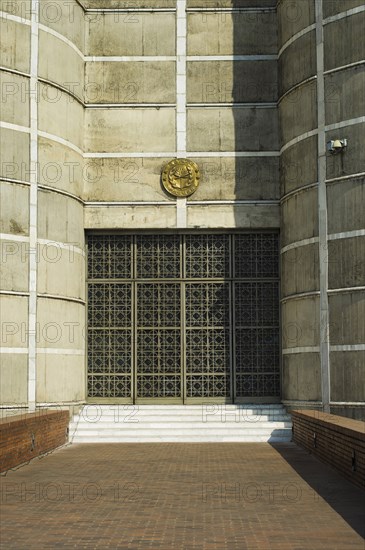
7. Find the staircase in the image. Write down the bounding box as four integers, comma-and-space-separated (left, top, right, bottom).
69, 404, 292, 443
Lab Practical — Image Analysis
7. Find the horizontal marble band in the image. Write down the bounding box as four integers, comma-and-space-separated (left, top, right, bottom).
278, 24, 316, 58
278, 76, 317, 105
324, 60, 365, 76
280, 291, 320, 304
37, 293, 85, 305
330, 345, 365, 352
324, 5, 365, 25
280, 183, 318, 204
0, 11, 31, 25
36, 348, 85, 355
282, 347, 320, 354
327, 286, 365, 295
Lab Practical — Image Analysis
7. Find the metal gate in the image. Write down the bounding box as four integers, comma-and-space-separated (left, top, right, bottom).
87, 233, 280, 403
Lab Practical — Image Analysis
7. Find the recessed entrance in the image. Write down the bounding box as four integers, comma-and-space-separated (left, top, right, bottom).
87, 233, 280, 404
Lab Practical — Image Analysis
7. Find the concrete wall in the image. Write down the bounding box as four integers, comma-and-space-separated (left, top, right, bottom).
278, 0, 365, 419
2, 0, 363, 414
83, 1, 280, 231
0, 0, 86, 407
1, 0, 280, 408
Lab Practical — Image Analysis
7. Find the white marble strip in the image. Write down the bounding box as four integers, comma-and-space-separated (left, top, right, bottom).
280, 291, 320, 303
36, 400, 85, 407
38, 23, 84, 59
83, 151, 280, 159
282, 347, 320, 355
278, 24, 316, 57
330, 345, 365, 352
188, 103, 277, 108
326, 171, 365, 184
187, 7, 276, 12
176, 198, 187, 228
0, 232, 29, 242
328, 229, 365, 241
84, 199, 279, 207
176, 0, 187, 229
326, 116, 365, 132
0, 348, 28, 354
36, 349, 85, 355
280, 237, 319, 254
328, 286, 365, 294
85, 56, 176, 62
330, 402, 365, 405
190, 200, 279, 205
316, 0, 330, 413
0, 121, 30, 133
86, 103, 175, 108
0, 65, 30, 78
280, 129, 318, 154
38, 130, 83, 156
282, 400, 322, 405
0, 11, 31, 25
324, 5, 365, 25
0, 177, 31, 187
188, 151, 280, 157
84, 152, 176, 159
37, 293, 86, 305
280, 182, 319, 203
28, 0, 39, 412
38, 184, 83, 205
86, 8, 176, 12
38, 77, 84, 106
37, 239, 85, 257
84, 201, 173, 207
324, 60, 365, 75
187, 55, 277, 61
278, 76, 317, 104
0, 290, 30, 296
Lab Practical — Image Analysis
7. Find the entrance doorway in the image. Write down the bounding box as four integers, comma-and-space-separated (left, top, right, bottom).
87, 233, 280, 403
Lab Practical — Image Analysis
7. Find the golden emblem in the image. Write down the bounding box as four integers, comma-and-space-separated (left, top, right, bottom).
161, 159, 200, 198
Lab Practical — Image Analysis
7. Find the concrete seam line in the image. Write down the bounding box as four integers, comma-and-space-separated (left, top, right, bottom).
28, 0, 39, 412
316, 0, 331, 413
176, 0, 187, 229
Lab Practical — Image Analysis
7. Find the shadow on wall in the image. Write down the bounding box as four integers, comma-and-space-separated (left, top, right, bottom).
232, 0, 281, 402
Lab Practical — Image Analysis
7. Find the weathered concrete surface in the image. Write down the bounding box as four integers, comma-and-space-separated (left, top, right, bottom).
85, 61, 176, 104
86, 13, 176, 56
187, 108, 278, 152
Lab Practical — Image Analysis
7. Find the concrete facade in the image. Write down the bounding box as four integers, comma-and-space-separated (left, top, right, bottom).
278, 0, 365, 419
0, 0, 364, 417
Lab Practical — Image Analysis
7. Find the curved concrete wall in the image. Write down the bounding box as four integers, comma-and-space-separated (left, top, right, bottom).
0, 0, 85, 407
1, 0, 363, 416
279, 0, 365, 418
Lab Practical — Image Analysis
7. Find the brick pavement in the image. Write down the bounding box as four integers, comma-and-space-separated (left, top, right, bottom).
0, 443, 364, 549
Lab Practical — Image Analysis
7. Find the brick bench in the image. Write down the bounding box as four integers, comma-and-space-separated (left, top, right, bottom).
0, 410, 69, 473
292, 410, 365, 489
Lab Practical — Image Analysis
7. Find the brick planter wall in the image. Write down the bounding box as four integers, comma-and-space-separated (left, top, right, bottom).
292, 410, 365, 490
0, 410, 69, 473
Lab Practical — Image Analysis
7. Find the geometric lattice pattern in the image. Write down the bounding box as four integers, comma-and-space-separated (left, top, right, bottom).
185, 283, 231, 398
185, 234, 230, 278
87, 233, 280, 401
136, 234, 181, 279
136, 283, 181, 398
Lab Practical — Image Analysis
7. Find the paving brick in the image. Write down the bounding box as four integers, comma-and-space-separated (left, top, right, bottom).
0, 443, 364, 549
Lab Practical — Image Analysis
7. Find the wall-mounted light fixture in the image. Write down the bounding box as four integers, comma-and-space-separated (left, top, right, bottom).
327, 139, 347, 155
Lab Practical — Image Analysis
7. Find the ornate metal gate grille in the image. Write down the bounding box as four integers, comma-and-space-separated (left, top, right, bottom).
87, 233, 280, 402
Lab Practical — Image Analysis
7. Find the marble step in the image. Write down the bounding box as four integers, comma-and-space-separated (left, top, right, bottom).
71, 435, 292, 443
71, 414, 291, 424
70, 422, 291, 431
70, 405, 292, 443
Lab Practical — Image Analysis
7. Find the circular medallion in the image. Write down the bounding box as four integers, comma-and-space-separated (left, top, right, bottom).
161, 158, 200, 198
